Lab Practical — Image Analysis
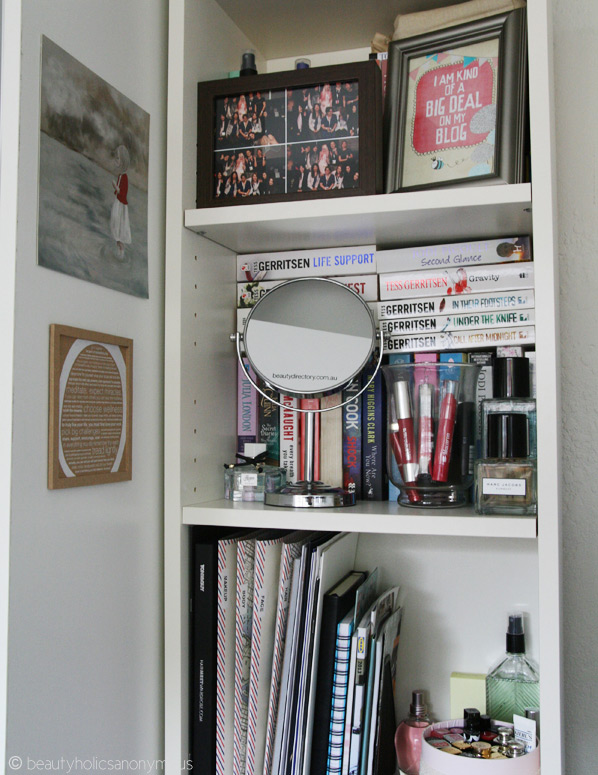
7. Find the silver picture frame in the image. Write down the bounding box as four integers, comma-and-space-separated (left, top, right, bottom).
383, 8, 527, 192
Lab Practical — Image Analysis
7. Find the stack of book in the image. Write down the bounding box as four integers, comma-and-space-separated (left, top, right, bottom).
235, 246, 387, 500
234, 237, 536, 503
377, 236, 535, 354
190, 529, 402, 775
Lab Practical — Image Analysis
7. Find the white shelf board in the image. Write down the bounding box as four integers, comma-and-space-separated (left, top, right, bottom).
213, 0, 452, 60
185, 184, 532, 254
182, 500, 537, 539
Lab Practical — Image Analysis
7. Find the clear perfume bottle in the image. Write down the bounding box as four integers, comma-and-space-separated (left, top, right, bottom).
394, 690, 431, 775
223, 442, 286, 502
475, 356, 537, 515
486, 613, 540, 725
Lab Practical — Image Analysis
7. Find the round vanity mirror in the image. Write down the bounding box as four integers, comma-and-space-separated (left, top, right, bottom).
236, 277, 380, 508
243, 277, 377, 398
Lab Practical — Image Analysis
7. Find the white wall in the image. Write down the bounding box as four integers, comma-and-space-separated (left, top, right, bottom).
553, 0, 598, 770
5, 0, 167, 768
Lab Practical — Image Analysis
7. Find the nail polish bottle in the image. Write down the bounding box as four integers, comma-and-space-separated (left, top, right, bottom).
474, 356, 537, 515
394, 690, 431, 775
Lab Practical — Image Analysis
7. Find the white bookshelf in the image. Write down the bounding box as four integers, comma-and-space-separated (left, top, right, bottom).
165, 1, 561, 774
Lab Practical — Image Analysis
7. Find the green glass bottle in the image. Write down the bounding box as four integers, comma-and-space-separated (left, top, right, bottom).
486, 613, 540, 724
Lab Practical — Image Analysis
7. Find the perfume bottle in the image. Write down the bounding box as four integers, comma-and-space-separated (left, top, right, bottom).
223, 443, 285, 502
486, 613, 540, 724
474, 356, 537, 515
394, 690, 431, 775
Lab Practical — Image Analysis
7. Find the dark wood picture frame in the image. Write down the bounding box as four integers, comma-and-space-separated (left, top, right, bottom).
384, 8, 527, 193
48, 324, 133, 489
196, 61, 382, 208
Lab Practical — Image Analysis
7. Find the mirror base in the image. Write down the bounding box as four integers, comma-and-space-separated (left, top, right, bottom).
265, 481, 356, 508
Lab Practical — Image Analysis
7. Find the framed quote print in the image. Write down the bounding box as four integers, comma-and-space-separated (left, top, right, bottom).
384, 8, 527, 192
48, 325, 133, 489
196, 61, 382, 207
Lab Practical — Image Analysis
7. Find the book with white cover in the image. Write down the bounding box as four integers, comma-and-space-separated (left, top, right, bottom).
264, 533, 314, 775
377, 236, 531, 274
384, 325, 536, 354
272, 557, 303, 775
237, 246, 376, 282
381, 309, 534, 336
246, 534, 287, 775
237, 274, 378, 308
376, 289, 535, 320
379, 262, 534, 301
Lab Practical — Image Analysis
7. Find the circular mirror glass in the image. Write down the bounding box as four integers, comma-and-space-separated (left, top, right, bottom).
243, 278, 377, 398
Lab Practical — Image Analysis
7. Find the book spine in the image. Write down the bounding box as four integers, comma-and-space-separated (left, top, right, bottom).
326, 623, 354, 775
381, 309, 534, 336
238, 359, 258, 454
216, 538, 239, 775
234, 539, 257, 775
361, 367, 386, 501
258, 381, 280, 466
192, 541, 218, 775
280, 394, 299, 484
377, 289, 535, 320
300, 399, 320, 481
320, 393, 343, 489
379, 262, 535, 300
468, 351, 494, 457
263, 542, 304, 775
376, 236, 531, 274
384, 325, 536, 354
237, 245, 377, 281
247, 538, 284, 775
342, 380, 362, 500
238, 275, 378, 308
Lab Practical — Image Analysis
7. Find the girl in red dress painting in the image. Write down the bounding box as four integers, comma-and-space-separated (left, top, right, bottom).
111, 145, 132, 259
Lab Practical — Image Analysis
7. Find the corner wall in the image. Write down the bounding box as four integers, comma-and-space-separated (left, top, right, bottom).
5, 0, 167, 766
553, 0, 598, 771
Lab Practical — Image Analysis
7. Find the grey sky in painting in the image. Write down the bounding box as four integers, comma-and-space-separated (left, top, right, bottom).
40, 36, 149, 192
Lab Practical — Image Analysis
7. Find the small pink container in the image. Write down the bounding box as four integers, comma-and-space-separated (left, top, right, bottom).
419, 719, 540, 775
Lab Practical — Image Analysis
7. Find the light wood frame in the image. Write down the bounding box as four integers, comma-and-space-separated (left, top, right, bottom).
48, 324, 133, 489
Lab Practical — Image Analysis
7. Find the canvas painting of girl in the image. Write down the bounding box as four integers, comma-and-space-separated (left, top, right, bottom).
38, 36, 150, 298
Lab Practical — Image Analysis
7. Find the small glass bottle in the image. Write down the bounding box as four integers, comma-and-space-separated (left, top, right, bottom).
394, 690, 431, 775
223, 442, 285, 502
486, 613, 540, 724
475, 356, 537, 515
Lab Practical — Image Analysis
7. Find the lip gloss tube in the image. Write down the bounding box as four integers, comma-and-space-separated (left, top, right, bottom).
392, 380, 420, 502
417, 383, 434, 479
432, 379, 459, 482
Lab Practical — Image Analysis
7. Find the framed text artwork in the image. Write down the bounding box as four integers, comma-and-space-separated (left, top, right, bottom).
384, 8, 527, 192
196, 61, 382, 208
48, 325, 133, 489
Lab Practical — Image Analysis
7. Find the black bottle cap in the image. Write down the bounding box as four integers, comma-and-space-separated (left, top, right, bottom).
480, 714, 492, 732
464, 708, 481, 735
506, 613, 526, 653
487, 413, 529, 458
493, 357, 530, 398
240, 50, 257, 76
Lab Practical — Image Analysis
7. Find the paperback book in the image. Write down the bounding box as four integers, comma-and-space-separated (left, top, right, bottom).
376, 289, 535, 320
384, 325, 536, 354
237, 275, 379, 308
380, 309, 534, 336
376, 236, 531, 274
237, 246, 377, 282
379, 262, 535, 301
